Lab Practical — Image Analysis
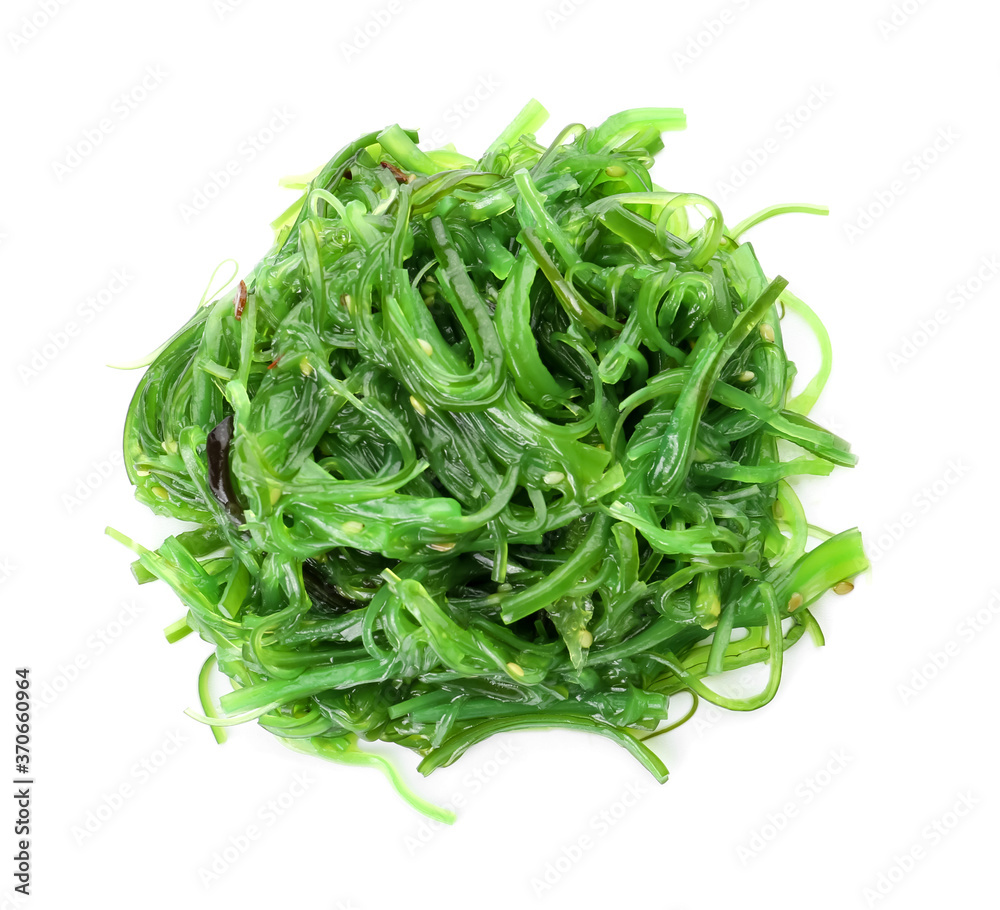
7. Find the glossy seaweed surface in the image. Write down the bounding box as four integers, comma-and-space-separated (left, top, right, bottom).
112, 101, 867, 821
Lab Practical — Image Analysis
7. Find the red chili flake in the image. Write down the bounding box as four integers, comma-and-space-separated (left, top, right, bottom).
234, 280, 247, 320
267, 354, 283, 370
380, 161, 411, 184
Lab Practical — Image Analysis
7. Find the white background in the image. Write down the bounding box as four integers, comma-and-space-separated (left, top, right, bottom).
2, 0, 996, 908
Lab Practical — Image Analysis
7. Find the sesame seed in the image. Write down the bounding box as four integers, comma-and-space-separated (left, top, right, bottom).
605, 165, 626, 178
417, 339, 434, 356
428, 541, 455, 552
833, 581, 855, 595
343, 521, 365, 534
300, 359, 313, 376
578, 630, 594, 649
787, 592, 804, 612
409, 395, 427, 416
543, 471, 565, 485
506, 662, 525, 678
162, 439, 178, 454
760, 324, 775, 343
151, 485, 169, 500
737, 370, 756, 382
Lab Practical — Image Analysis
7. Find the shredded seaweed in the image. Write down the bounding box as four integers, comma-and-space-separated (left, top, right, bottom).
110, 100, 866, 821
